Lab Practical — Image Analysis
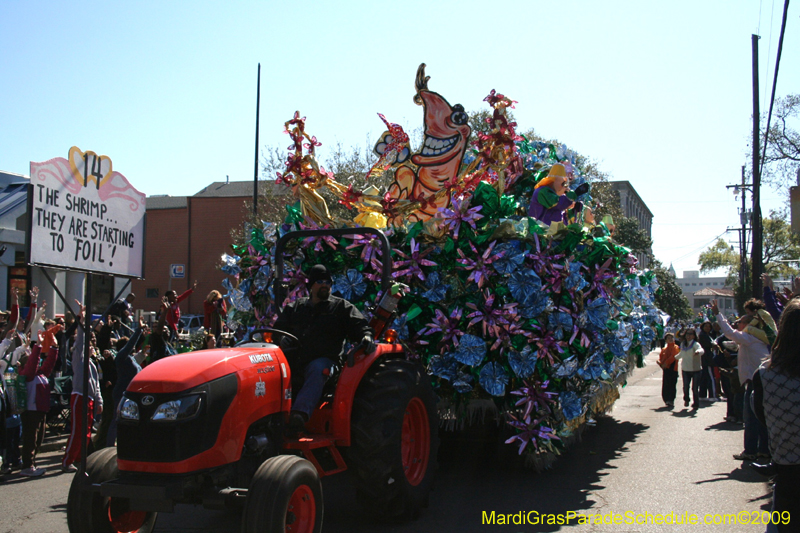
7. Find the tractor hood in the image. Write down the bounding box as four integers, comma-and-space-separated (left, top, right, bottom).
128, 346, 286, 394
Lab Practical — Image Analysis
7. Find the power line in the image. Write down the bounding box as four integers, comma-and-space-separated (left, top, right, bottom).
670, 231, 731, 263
763, 0, 777, 106
759, 0, 791, 179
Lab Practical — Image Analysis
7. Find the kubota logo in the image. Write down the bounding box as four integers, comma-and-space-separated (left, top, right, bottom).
249, 354, 273, 364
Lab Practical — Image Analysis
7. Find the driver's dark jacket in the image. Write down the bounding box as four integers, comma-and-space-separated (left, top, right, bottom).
273, 296, 372, 366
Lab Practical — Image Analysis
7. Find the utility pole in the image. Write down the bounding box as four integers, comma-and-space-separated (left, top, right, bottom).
726, 166, 752, 310
253, 63, 261, 218
751, 34, 763, 299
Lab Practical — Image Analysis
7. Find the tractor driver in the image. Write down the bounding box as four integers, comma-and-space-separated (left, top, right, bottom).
273, 264, 375, 432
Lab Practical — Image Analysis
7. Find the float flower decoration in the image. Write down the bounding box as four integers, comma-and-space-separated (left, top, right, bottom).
465, 291, 515, 340
456, 241, 500, 289
435, 196, 483, 240
505, 415, 560, 455
420, 307, 464, 353
222, 68, 663, 469
393, 238, 437, 282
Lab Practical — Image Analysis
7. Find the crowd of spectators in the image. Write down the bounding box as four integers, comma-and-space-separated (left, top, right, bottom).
657, 273, 800, 531
0, 284, 229, 482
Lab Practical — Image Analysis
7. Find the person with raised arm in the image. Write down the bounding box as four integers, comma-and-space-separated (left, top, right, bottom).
61, 301, 103, 473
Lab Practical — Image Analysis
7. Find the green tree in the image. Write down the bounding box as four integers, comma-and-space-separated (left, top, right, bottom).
699, 210, 800, 308
651, 260, 693, 322
762, 94, 800, 191
614, 217, 653, 259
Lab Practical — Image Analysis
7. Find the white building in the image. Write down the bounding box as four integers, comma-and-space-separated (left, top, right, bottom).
672, 270, 733, 314
692, 287, 736, 315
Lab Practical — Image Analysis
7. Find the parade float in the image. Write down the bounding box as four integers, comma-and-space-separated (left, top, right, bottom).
221, 65, 663, 469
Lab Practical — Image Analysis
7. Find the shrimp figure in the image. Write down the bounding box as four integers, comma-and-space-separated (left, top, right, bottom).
374, 64, 471, 223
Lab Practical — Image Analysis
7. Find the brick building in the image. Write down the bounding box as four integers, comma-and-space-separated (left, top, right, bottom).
132, 180, 288, 315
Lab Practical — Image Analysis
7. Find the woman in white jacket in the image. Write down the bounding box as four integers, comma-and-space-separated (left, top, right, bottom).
674, 328, 705, 410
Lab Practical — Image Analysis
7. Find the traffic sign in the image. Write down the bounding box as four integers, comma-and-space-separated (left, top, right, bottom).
170, 264, 185, 278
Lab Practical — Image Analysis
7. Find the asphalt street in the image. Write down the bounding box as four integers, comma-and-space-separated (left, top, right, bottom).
0, 349, 773, 532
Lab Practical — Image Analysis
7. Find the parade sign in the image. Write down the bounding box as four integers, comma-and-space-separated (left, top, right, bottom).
28, 146, 146, 278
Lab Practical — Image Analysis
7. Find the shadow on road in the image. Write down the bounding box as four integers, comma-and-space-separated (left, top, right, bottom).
321, 416, 649, 532
704, 420, 743, 432
154, 416, 648, 532
695, 464, 765, 485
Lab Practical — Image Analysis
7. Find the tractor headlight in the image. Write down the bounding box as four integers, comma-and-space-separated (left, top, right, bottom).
151, 394, 203, 422
119, 398, 139, 421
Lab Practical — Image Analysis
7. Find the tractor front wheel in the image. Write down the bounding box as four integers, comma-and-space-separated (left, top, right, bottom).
242, 455, 323, 533
348, 358, 439, 522
67, 447, 157, 533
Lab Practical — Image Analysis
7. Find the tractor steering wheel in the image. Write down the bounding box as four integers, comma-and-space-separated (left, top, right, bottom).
248, 328, 300, 350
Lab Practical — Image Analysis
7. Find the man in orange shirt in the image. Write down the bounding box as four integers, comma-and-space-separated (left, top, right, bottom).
658, 333, 680, 409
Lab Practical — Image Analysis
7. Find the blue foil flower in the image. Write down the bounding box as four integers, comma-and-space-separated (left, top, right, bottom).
453, 371, 474, 393
493, 242, 526, 275
520, 291, 552, 319
230, 288, 252, 312
390, 315, 409, 340
421, 271, 449, 303
221, 254, 242, 276
508, 270, 542, 306
604, 334, 625, 358
428, 353, 459, 381
508, 345, 538, 378
239, 279, 252, 296
578, 351, 607, 381
253, 265, 271, 292
333, 269, 367, 300
586, 298, 610, 330
221, 278, 234, 294
640, 325, 656, 344
453, 334, 487, 366
559, 391, 583, 421
479, 362, 509, 397
548, 312, 573, 341
554, 355, 579, 377
564, 262, 588, 291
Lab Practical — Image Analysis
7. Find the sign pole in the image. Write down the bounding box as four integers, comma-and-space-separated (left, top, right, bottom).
80, 273, 92, 478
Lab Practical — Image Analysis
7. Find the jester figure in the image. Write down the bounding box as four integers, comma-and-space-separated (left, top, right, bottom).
374, 64, 471, 223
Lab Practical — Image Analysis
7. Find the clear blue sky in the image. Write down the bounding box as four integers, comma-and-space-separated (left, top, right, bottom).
2, 0, 797, 275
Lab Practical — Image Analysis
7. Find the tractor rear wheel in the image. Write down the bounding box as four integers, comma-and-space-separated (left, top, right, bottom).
242, 455, 322, 533
67, 447, 158, 533
348, 358, 439, 522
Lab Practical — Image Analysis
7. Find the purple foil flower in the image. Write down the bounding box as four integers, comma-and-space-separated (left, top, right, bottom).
393, 238, 437, 282
466, 291, 516, 339
457, 241, 500, 289
505, 415, 560, 455
300, 220, 338, 252
435, 195, 483, 240
346, 235, 384, 271
534, 333, 565, 366
510, 379, 559, 420
421, 307, 464, 353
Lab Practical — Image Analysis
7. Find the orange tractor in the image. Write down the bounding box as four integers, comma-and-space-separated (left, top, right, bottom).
67, 228, 439, 533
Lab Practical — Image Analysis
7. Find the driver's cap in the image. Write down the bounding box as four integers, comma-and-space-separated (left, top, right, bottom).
306, 264, 332, 288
